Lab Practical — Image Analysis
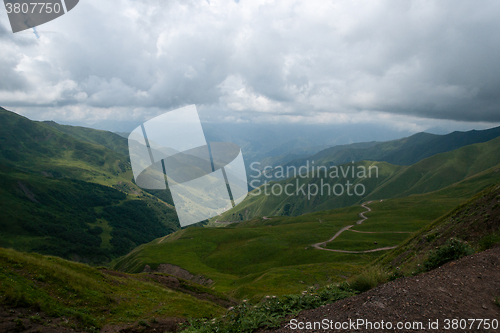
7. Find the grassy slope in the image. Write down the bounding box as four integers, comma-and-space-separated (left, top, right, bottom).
42, 120, 130, 157
0, 108, 180, 262
112, 164, 500, 302
376, 183, 500, 275
0, 248, 224, 330
0, 163, 179, 263
220, 136, 500, 221
265, 126, 500, 182
0, 108, 129, 185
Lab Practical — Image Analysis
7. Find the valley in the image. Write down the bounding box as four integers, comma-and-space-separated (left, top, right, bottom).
0, 108, 499, 332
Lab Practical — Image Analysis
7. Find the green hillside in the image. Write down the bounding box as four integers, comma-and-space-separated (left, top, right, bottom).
0, 247, 224, 331
0, 108, 180, 263
112, 163, 500, 301
259, 126, 500, 183
0, 107, 129, 184
376, 183, 500, 275
222, 136, 500, 221
42, 120, 130, 156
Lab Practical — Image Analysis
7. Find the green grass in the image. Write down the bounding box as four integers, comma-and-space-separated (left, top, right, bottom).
0, 248, 224, 330
88, 219, 113, 249
182, 284, 357, 333
0, 108, 182, 263
219, 136, 500, 221
325, 231, 410, 251
114, 164, 500, 301
376, 183, 500, 275
0, 167, 180, 262
112, 205, 380, 301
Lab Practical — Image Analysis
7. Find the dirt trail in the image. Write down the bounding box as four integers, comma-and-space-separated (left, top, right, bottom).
312, 202, 399, 253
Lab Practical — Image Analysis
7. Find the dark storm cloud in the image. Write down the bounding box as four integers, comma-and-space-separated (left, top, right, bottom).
1, 0, 500, 124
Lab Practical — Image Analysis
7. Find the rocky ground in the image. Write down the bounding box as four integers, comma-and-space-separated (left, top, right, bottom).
261, 245, 500, 333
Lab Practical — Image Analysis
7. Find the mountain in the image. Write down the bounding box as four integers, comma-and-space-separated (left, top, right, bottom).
0, 107, 180, 263
0, 107, 129, 183
0, 247, 226, 331
220, 135, 500, 221
7, 178, 491, 332
42, 120, 130, 156
112, 163, 500, 301
258, 126, 500, 183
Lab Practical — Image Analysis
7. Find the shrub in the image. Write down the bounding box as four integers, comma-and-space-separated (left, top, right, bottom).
388, 269, 404, 281
347, 267, 388, 292
182, 285, 357, 333
478, 233, 500, 251
424, 238, 474, 271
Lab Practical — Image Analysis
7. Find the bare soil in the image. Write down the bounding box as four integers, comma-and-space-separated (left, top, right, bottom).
262, 245, 500, 333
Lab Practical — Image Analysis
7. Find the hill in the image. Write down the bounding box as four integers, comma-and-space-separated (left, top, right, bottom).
0, 247, 226, 332
111, 163, 500, 302
219, 135, 500, 221
258, 126, 500, 183
260, 184, 500, 333
0, 108, 180, 263
0, 107, 129, 183
42, 120, 130, 157
265, 246, 500, 333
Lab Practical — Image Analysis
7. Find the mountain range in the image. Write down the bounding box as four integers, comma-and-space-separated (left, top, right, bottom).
0, 107, 180, 263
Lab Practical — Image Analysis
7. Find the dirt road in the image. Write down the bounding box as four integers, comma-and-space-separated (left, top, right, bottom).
312, 202, 399, 253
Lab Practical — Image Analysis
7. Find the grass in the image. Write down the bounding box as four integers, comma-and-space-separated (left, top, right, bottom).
113, 176, 493, 300
325, 231, 410, 251
181, 284, 357, 333
0, 167, 179, 262
376, 183, 500, 276
346, 267, 388, 293
0, 107, 185, 264
113, 165, 500, 302
112, 205, 379, 301
88, 219, 113, 249
0, 248, 224, 330
218, 136, 500, 221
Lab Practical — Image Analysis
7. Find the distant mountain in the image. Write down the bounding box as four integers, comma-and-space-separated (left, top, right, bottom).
218, 135, 500, 220
257, 126, 500, 183
0, 107, 180, 263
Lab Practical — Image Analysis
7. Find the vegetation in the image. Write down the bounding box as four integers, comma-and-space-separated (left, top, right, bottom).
182, 284, 357, 333
423, 238, 474, 271
0, 108, 180, 263
219, 136, 500, 221
257, 126, 500, 183
376, 183, 500, 276
0, 248, 224, 330
1, 107, 500, 331
113, 170, 500, 301
344, 267, 389, 293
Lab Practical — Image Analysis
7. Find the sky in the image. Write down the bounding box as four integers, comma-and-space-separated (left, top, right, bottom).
1, 0, 500, 135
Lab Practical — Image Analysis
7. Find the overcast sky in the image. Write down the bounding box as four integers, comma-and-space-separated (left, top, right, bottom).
1, 0, 500, 133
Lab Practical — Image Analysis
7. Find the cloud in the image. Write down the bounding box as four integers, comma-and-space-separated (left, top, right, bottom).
1, 0, 500, 126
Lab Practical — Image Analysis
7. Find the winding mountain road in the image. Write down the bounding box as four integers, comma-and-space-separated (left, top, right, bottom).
312, 202, 405, 253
